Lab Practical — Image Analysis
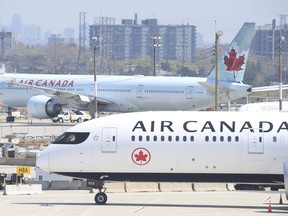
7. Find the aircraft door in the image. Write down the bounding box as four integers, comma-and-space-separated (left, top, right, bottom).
186, 86, 193, 99
101, 127, 117, 152
137, 85, 143, 98
248, 129, 264, 154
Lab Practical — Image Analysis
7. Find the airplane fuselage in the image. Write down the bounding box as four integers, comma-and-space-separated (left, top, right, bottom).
37, 111, 288, 184
0, 74, 251, 112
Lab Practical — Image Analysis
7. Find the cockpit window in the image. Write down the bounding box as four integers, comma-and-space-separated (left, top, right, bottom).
52, 132, 90, 144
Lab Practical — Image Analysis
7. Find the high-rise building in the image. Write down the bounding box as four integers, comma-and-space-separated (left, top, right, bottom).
251, 18, 288, 60
21, 24, 41, 45
11, 14, 22, 40
89, 15, 196, 67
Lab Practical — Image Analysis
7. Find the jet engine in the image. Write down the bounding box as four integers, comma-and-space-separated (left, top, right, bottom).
27, 95, 62, 119
284, 161, 288, 200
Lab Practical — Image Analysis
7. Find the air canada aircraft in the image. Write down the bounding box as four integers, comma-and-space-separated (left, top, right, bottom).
37, 111, 288, 204
0, 22, 255, 121
239, 101, 288, 112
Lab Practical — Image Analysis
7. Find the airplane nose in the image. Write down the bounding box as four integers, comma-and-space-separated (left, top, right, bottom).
37, 149, 50, 172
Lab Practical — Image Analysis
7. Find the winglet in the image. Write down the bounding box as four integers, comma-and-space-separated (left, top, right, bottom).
208, 22, 255, 82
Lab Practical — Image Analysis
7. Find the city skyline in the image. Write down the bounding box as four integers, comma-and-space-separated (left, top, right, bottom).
0, 0, 287, 44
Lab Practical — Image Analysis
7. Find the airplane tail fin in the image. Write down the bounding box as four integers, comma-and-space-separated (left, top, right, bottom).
207, 22, 255, 82
0, 64, 5, 74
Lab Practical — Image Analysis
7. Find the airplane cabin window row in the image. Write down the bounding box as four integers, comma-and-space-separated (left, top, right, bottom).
131, 135, 194, 142
131, 135, 240, 142
144, 90, 184, 94
99, 89, 131, 92
206, 136, 240, 142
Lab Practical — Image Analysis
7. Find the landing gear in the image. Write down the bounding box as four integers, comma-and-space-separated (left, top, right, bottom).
87, 179, 107, 205
95, 192, 107, 205
6, 116, 15, 122
6, 107, 15, 122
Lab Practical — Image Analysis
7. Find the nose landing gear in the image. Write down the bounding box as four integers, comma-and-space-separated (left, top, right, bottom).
87, 179, 107, 205
95, 192, 107, 205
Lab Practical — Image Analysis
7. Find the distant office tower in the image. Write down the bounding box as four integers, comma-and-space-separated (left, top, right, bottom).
251, 18, 288, 60
89, 15, 196, 72
11, 14, 22, 40
0, 29, 12, 60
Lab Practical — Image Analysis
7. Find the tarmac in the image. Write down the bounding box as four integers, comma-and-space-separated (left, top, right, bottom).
0, 190, 287, 215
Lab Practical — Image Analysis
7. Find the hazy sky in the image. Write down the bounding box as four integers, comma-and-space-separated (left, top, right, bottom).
0, 0, 287, 43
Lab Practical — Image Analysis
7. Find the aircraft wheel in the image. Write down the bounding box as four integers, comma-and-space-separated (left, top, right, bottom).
6, 116, 15, 122
95, 192, 107, 205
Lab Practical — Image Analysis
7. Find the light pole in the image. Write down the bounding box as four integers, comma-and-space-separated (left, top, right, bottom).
152, 36, 161, 76
92, 36, 98, 118
279, 36, 285, 111
215, 31, 223, 111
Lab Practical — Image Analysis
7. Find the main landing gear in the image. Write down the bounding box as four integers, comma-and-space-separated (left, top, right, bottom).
6, 107, 15, 122
87, 179, 107, 205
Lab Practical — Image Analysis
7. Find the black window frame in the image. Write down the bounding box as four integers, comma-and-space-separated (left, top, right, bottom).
52, 132, 90, 144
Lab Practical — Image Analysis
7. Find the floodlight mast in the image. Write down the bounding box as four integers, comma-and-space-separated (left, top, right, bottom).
215, 31, 223, 111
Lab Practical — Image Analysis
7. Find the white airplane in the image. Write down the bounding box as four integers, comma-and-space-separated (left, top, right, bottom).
239, 101, 288, 112
0, 22, 255, 121
37, 111, 288, 205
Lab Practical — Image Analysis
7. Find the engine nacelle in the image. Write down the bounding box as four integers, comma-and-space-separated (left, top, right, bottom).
284, 161, 288, 200
27, 95, 62, 119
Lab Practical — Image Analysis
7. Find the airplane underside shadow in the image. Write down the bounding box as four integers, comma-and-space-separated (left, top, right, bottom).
14, 202, 288, 213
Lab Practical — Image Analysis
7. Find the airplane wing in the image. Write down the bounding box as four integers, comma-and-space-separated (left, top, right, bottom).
251, 85, 288, 98
16, 83, 112, 106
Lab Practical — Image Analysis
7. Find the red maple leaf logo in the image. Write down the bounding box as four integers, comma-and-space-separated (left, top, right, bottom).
131, 148, 151, 166
224, 48, 245, 71
135, 150, 148, 162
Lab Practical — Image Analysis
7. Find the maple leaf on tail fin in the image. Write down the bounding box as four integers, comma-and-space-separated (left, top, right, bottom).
224, 48, 245, 71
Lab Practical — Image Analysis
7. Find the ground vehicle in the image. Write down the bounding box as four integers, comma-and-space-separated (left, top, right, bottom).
52, 110, 92, 123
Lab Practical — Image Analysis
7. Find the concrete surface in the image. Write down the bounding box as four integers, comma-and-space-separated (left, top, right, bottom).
0, 190, 287, 215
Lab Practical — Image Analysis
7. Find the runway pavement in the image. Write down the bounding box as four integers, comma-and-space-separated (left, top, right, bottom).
0, 190, 287, 215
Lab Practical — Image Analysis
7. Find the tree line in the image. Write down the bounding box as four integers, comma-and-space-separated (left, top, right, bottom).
1, 42, 287, 88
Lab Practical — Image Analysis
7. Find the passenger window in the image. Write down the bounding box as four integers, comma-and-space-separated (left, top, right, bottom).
183, 136, 187, 142
213, 136, 216, 142
161, 136, 165, 141
273, 136, 277, 142
168, 136, 172, 142
175, 136, 179, 141
146, 136, 150, 141
227, 136, 231, 142
139, 136, 143, 141
220, 136, 224, 142
205, 136, 209, 142
52, 132, 90, 144
153, 136, 157, 141
235, 136, 239, 142
190, 136, 194, 142
131, 135, 135, 141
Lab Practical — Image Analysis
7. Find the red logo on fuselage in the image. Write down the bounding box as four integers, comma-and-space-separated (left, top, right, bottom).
131, 147, 151, 166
